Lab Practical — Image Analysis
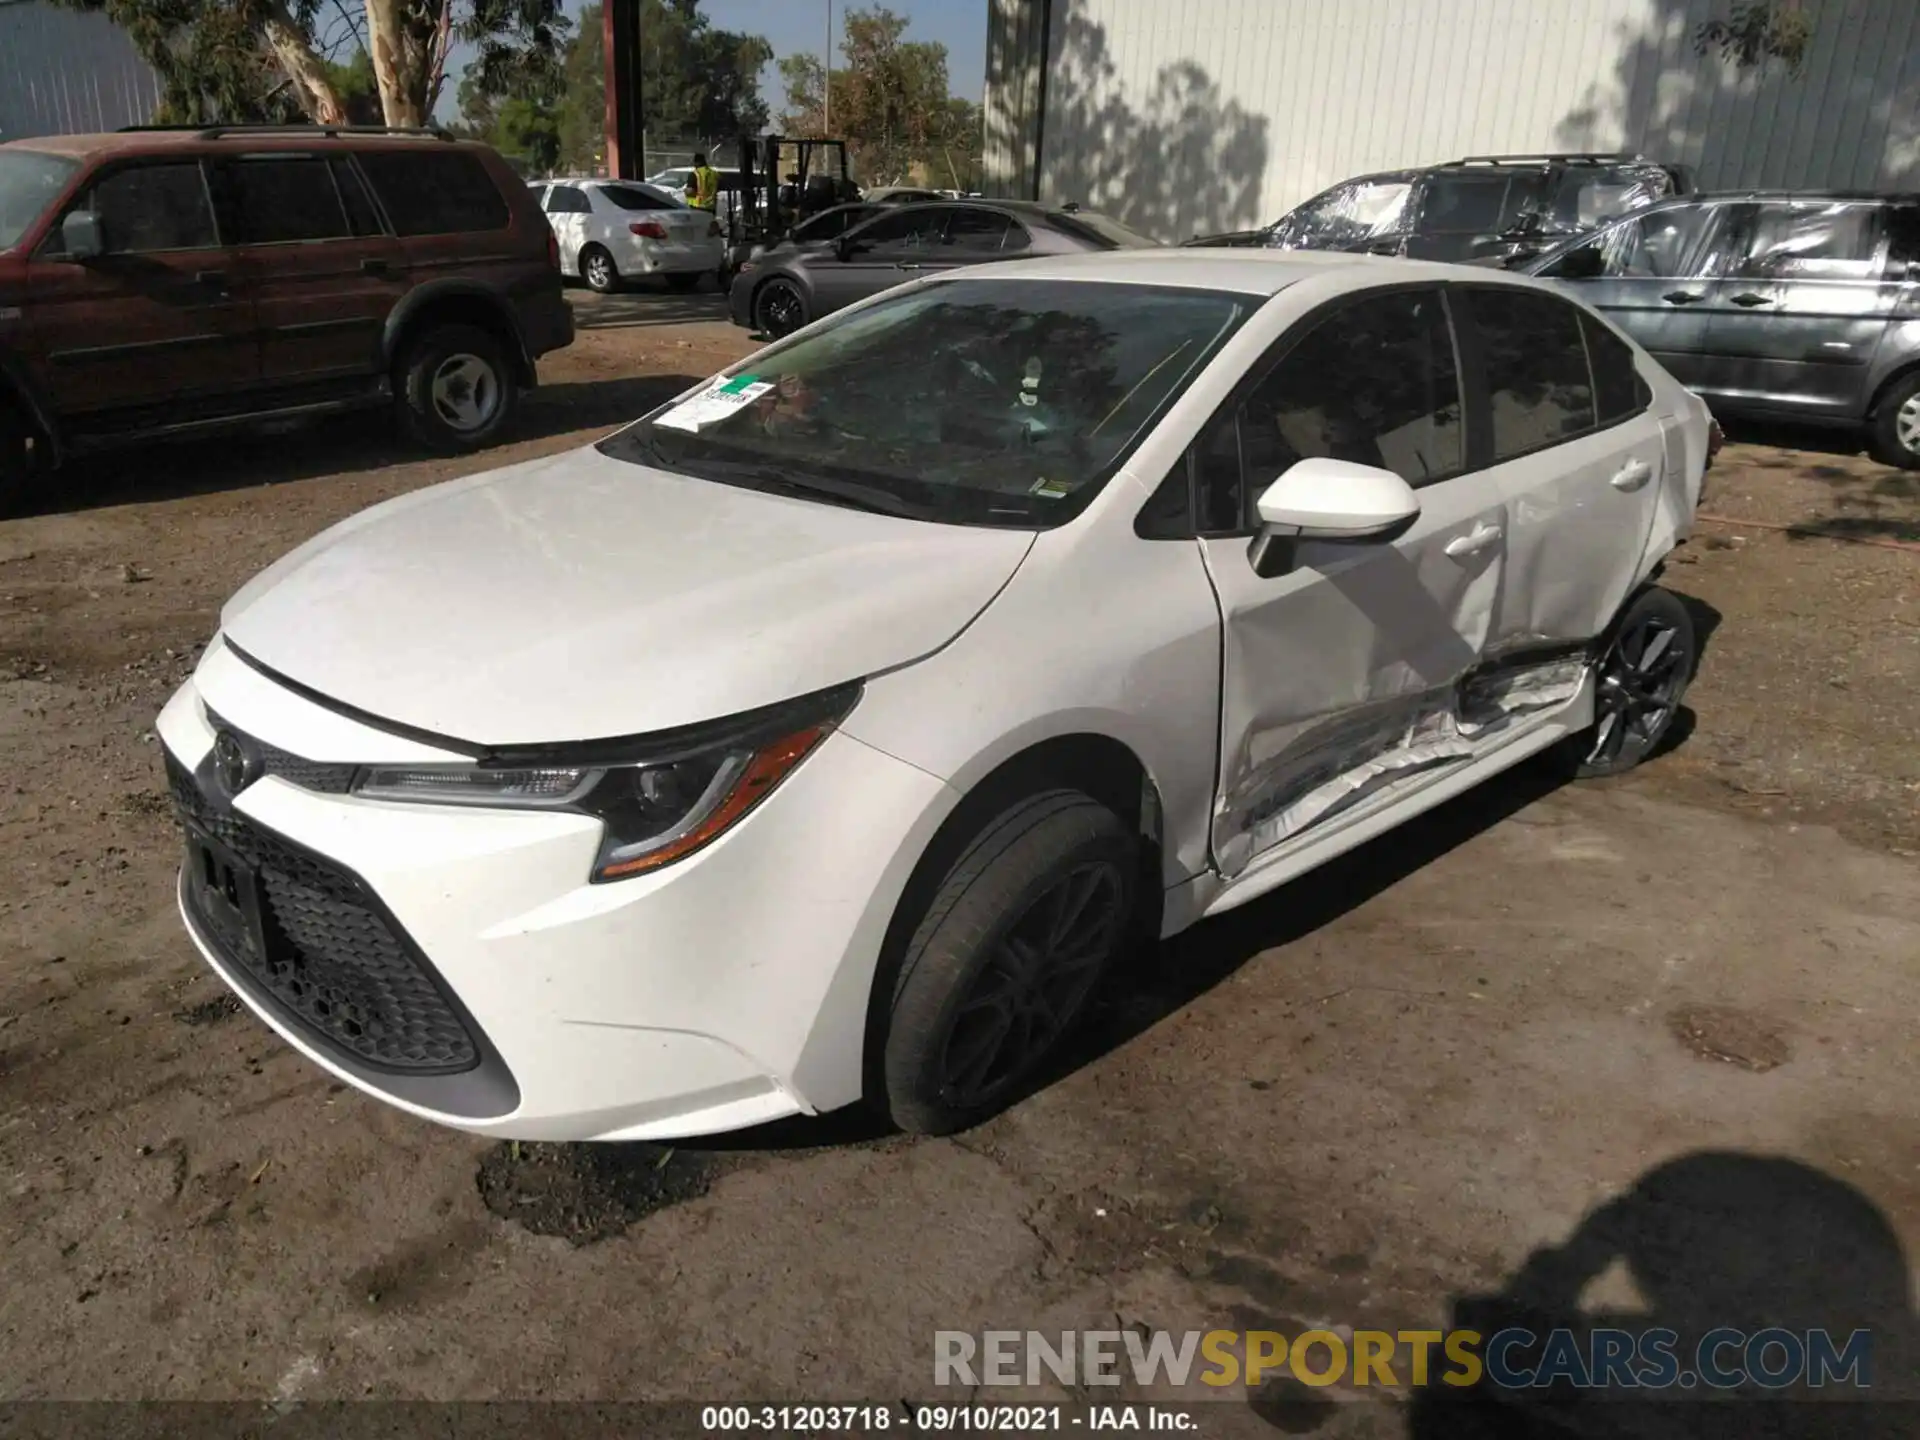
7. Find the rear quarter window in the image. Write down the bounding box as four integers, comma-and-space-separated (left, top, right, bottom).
355, 149, 510, 235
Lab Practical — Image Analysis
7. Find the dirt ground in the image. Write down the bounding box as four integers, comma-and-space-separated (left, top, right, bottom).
1, 290, 1915, 1434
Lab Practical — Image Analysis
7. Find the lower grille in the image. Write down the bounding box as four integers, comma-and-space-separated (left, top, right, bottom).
168, 751, 479, 1074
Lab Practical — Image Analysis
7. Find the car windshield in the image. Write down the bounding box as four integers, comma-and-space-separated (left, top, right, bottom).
600, 278, 1252, 529
1281, 180, 1412, 246
0, 150, 79, 251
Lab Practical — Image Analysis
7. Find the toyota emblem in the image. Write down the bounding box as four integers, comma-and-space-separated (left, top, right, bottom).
212, 730, 255, 795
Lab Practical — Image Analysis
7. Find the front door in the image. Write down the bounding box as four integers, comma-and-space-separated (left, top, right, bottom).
806, 205, 951, 316
1699, 199, 1895, 420
219, 153, 409, 386
26, 157, 257, 425
1195, 287, 1505, 876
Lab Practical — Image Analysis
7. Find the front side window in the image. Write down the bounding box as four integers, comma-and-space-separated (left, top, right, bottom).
794, 205, 877, 242
0, 150, 79, 252
601, 278, 1253, 529
1239, 289, 1465, 496
1731, 201, 1885, 281
227, 157, 352, 244
356, 150, 509, 235
1470, 287, 1597, 460
66, 161, 219, 254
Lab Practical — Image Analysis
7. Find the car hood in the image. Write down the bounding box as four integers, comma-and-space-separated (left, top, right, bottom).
220, 445, 1036, 747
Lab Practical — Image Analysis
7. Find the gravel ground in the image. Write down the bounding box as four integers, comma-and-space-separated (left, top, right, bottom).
0, 294, 1914, 1435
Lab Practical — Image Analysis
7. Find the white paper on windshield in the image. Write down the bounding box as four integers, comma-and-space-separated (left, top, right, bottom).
653, 373, 774, 432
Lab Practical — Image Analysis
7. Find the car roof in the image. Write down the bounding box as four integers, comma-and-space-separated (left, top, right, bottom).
1636, 189, 1920, 205
938, 247, 1549, 295
1, 127, 491, 160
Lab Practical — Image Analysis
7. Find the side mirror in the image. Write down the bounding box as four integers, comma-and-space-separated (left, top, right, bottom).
61, 210, 105, 261
1248, 457, 1420, 577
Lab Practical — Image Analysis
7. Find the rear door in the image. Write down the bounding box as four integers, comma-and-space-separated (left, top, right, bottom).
914, 207, 1025, 274
1460, 284, 1666, 658
218, 152, 408, 385
1538, 201, 1739, 391
1195, 286, 1505, 874
1700, 199, 1894, 419
805, 204, 950, 315
25, 155, 257, 423
542, 183, 592, 274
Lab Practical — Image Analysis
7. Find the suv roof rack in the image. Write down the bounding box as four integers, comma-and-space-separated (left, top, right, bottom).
116, 123, 453, 141
1450, 152, 1646, 167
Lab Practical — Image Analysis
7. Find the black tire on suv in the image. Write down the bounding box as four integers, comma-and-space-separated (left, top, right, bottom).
395, 324, 518, 453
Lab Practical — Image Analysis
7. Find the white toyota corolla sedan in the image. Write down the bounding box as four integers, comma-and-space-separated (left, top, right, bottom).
158, 250, 1712, 1141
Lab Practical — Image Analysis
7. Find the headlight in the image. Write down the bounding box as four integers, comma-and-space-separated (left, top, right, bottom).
351, 683, 858, 882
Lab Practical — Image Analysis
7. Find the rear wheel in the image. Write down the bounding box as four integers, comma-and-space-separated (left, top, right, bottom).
752, 278, 808, 338
580, 244, 620, 294
1868, 370, 1920, 470
394, 323, 517, 453
1558, 586, 1696, 778
881, 790, 1137, 1136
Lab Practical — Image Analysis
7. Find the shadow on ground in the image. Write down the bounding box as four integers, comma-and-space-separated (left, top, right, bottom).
570, 285, 732, 331
22, 374, 699, 515
1406, 1151, 1918, 1437
1712, 423, 1920, 544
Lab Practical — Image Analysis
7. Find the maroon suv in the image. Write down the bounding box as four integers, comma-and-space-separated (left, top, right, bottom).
0, 125, 573, 509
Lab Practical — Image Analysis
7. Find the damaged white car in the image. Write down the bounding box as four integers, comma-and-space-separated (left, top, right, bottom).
157, 252, 1711, 1142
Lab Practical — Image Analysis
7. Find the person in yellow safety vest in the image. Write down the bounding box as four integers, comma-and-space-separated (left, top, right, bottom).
689, 153, 720, 213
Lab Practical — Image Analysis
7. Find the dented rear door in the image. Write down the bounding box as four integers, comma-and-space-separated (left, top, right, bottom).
1196, 287, 1507, 878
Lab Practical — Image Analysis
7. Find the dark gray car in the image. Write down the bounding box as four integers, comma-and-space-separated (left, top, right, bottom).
1527, 192, 1920, 467
727, 200, 1158, 337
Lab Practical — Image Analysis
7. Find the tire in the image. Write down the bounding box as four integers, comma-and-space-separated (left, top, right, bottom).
1556, 585, 1696, 779
752, 278, 808, 338
881, 790, 1138, 1136
580, 244, 620, 294
665, 271, 702, 293
394, 323, 517, 453
1868, 370, 1920, 470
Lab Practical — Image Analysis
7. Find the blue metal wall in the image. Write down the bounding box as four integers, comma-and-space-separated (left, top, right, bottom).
0, 0, 164, 141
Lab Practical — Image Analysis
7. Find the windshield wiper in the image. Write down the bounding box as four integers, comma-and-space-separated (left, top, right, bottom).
658, 451, 932, 520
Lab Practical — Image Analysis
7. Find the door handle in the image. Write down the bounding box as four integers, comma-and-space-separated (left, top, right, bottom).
1610, 459, 1654, 492
360, 258, 390, 275
1662, 290, 1702, 304
1443, 521, 1503, 558
1729, 292, 1774, 307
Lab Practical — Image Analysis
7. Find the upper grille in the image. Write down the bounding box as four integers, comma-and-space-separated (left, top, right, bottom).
168, 751, 479, 1074
204, 709, 356, 794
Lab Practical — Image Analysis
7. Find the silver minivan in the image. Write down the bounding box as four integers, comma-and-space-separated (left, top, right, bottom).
1527, 192, 1920, 467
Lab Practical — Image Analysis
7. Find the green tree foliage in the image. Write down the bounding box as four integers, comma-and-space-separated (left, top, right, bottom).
780, 6, 981, 188
555, 1, 774, 173
1694, 2, 1815, 75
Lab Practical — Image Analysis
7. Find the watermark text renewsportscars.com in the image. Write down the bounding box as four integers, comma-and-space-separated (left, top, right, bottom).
934, 1327, 1874, 1392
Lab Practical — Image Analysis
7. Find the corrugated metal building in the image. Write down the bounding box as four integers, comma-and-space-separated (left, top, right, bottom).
983, 0, 1920, 242
0, 0, 164, 141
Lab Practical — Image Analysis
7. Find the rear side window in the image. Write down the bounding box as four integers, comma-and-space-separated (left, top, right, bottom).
356, 150, 509, 235
1469, 287, 1597, 459
1731, 201, 1885, 281
1583, 314, 1651, 425
945, 208, 1012, 253
331, 157, 385, 235
227, 157, 350, 244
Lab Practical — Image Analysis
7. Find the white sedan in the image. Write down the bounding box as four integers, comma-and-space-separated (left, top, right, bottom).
157, 251, 1711, 1142
531, 177, 723, 292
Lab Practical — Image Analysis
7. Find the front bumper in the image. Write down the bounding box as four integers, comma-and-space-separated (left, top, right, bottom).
156, 638, 952, 1141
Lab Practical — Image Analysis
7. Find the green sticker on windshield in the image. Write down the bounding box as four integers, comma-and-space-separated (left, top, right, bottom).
1029, 476, 1072, 498
719, 373, 761, 394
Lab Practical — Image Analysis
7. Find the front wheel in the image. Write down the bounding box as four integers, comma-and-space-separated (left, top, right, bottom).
1558, 585, 1696, 778
1868, 370, 1920, 470
881, 791, 1138, 1136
